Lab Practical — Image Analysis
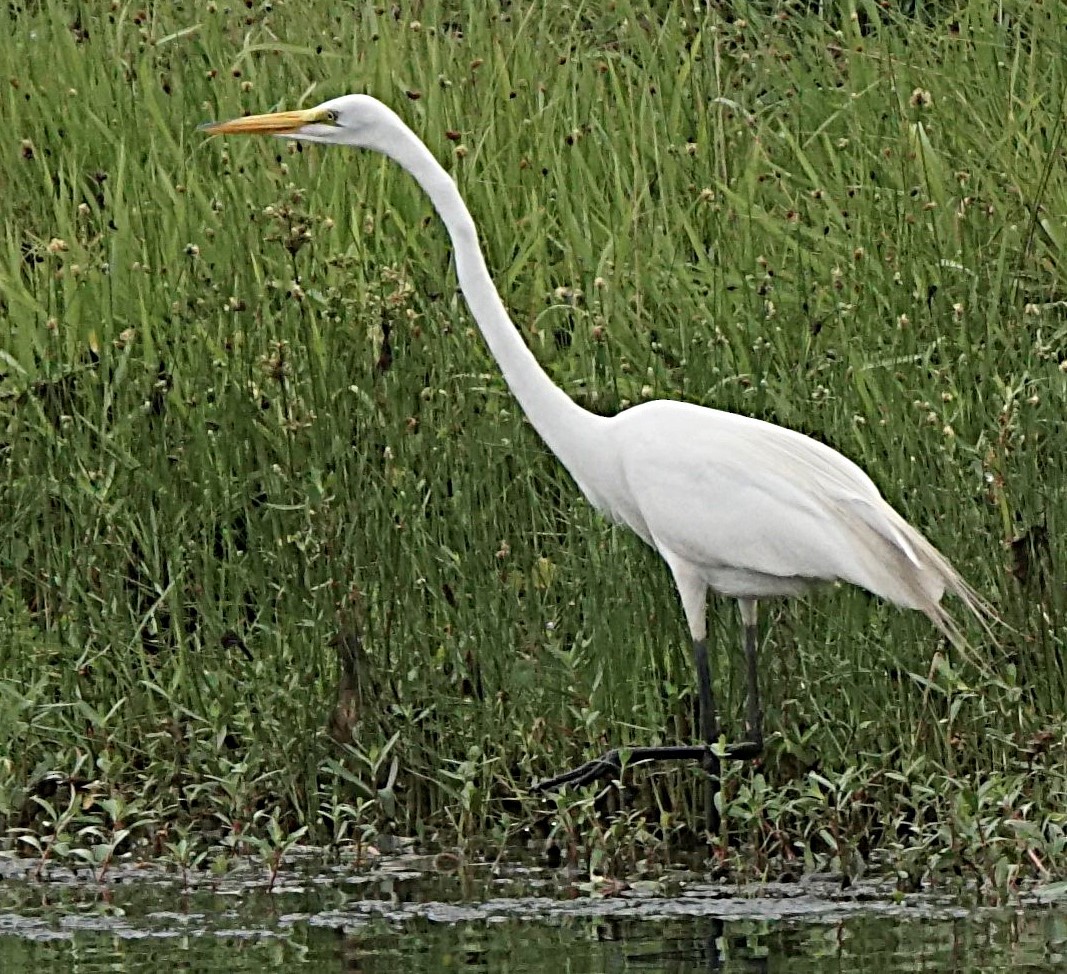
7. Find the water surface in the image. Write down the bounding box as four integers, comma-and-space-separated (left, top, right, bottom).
1, 852, 1063, 972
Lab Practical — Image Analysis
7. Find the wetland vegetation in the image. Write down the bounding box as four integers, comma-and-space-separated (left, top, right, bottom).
1, 0, 1066, 895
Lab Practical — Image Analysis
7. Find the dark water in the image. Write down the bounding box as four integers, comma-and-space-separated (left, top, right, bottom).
4, 908, 1066, 972
1, 854, 1064, 972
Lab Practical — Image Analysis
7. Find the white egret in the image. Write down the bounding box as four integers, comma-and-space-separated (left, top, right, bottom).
202, 95, 992, 831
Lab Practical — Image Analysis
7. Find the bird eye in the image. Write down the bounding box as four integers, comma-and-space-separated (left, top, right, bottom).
324, 110, 339, 124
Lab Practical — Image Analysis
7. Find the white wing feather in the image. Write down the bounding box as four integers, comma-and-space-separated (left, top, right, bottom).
604, 400, 989, 646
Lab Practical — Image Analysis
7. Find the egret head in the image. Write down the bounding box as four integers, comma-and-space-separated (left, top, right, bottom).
201, 94, 402, 153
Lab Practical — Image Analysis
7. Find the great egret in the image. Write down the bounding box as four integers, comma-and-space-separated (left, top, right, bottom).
202, 95, 992, 832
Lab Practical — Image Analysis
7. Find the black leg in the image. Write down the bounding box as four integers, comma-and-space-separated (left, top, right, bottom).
743, 622, 764, 754
692, 636, 721, 833
534, 606, 765, 834
724, 601, 763, 761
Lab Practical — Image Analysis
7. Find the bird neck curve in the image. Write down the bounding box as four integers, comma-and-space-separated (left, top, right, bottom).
373, 119, 607, 480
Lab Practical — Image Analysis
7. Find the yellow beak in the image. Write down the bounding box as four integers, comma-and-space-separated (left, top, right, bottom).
200, 108, 322, 136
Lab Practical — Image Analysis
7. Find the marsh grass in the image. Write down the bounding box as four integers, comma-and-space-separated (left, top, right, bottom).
1, 0, 1065, 887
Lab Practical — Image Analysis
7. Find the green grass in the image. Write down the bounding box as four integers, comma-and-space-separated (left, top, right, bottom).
1, 0, 1065, 889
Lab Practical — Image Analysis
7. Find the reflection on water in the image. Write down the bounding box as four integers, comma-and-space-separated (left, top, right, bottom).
325, 912, 1067, 972
3, 911, 1067, 972
0, 856, 1065, 973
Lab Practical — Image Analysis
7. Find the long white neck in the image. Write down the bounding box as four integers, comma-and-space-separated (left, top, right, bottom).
373, 119, 607, 482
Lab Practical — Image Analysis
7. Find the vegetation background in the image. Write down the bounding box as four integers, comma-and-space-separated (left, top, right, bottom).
1, 0, 1064, 887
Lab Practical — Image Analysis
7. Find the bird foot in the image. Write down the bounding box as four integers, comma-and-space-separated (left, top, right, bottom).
533, 745, 709, 792
724, 739, 763, 761
533, 740, 762, 793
